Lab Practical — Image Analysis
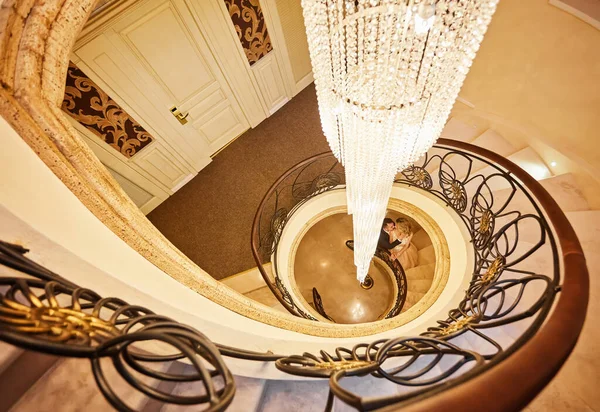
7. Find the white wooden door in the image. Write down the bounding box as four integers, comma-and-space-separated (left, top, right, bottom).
77, 0, 250, 157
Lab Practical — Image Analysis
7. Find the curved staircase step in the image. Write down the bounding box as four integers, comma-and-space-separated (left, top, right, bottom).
464, 147, 553, 195
258, 379, 330, 412
407, 278, 434, 294
164, 373, 267, 412
245, 286, 283, 309
222, 264, 271, 294
492, 173, 589, 214
440, 118, 484, 142
0, 342, 22, 375
411, 229, 433, 250
430, 130, 520, 179
12, 356, 171, 411
417, 244, 436, 265
566, 210, 600, 249
405, 263, 436, 281
404, 290, 426, 306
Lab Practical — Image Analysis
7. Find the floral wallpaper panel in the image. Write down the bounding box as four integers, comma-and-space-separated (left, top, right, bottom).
62, 62, 154, 159
223, 0, 273, 66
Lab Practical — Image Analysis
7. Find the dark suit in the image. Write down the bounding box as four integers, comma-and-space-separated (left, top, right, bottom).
378, 229, 401, 250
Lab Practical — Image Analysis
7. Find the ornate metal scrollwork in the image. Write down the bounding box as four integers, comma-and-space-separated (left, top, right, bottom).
247, 142, 562, 410
401, 165, 433, 189
0, 241, 235, 411
312, 287, 335, 322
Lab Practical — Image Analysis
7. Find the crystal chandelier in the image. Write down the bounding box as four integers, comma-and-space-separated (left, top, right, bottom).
302, 0, 498, 283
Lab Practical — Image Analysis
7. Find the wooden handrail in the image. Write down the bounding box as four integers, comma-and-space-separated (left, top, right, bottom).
389, 138, 590, 411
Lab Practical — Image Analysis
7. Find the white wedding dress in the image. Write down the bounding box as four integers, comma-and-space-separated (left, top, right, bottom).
389, 229, 419, 270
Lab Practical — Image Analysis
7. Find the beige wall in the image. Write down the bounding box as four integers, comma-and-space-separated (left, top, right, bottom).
274, 0, 312, 84
456, 0, 600, 177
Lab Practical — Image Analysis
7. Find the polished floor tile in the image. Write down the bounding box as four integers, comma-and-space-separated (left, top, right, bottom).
294, 212, 428, 324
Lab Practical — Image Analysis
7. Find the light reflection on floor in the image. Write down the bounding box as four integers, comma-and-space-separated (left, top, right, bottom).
293, 213, 396, 324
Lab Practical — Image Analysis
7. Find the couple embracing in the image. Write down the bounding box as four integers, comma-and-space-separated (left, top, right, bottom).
378, 217, 419, 270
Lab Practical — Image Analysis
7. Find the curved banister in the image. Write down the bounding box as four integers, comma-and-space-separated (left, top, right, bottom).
248, 138, 588, 410
345, 239, 409, 319
250, 152, 409, 321
0, 0, 588, 408
250, 152, 339, 318
390, 138, 589, 411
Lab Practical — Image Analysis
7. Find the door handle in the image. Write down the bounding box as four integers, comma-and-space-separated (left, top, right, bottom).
170, 106, 189, 125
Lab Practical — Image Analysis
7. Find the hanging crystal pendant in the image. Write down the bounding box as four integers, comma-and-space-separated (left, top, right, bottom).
301, 0, 498, 283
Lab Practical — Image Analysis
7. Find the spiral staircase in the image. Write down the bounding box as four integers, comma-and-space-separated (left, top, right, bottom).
402, 232, 435, 312
1, 115, 594, 411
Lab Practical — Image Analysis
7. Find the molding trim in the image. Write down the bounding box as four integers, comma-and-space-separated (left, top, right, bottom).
295, 72, 315, 95
259, 0, 298, 98
549, 0, 600, 30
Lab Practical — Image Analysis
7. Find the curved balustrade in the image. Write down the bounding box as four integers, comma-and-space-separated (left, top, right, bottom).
345, 239, 408, 319
250, 153, 409, 321
0, 139, 588, 411
250, 153, 346, 319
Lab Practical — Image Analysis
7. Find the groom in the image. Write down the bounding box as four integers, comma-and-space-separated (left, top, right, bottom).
378, 217, 402, 251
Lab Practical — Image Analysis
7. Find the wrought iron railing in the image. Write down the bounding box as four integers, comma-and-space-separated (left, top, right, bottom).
250, 153, 346, 319
312, 287, 335, 322
345, 239, 408, 319
250, 153, 409, 320
1, 139, 588, 412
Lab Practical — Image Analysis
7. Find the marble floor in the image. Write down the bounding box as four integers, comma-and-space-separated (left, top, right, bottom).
294, 212, 428, 324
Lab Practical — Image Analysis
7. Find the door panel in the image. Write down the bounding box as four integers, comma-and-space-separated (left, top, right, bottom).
120, 2, 216, 103
70, 120, 170, 214
134, 144, 193, 190
196, 104, 246, 144
108, 0, 250, 154
251, 52, 289, 115
76, 46, 209, 173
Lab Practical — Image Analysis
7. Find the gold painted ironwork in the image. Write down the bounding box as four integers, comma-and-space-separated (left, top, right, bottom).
0, 296, 120, 344
312, 359, 373, 371
170, 106, 189, 125
479, 210, 493, 233
438, 316, 474, 336
414, 168, 427, 185
481, 256, 505, 284
451, 181, 463, 198
360, 274, 374, 290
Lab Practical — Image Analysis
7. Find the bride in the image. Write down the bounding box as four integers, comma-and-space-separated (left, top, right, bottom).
389, 218, 419, 270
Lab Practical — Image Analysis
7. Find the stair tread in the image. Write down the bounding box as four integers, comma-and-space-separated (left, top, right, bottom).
440, 118, 483, 142
165, 375, 266, 412
259, 380, 330, 412
405, 290, 426, 305
407, 278, 433, 294
463, 147, 553, 195
417, 245, 436, 265
492, 173, 589, 214
222, 264, 271, 294
471, 129, 521, 155
405, 263, 436, 280
432, 129, 520, 179
245, 286, 282, 308
566, 210, 600, 246
411, 229, 432, 250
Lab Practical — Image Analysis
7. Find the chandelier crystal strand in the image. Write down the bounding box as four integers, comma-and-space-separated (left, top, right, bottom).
302, 0, 498, 283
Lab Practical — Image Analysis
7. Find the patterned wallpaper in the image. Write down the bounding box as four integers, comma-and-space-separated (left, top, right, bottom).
223, 0, 273, 66
62, 62, 154, 159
